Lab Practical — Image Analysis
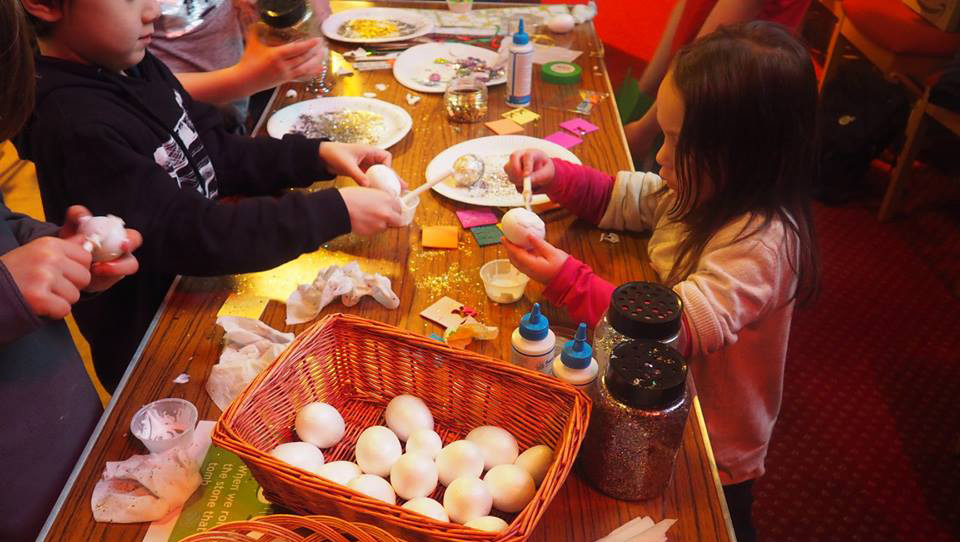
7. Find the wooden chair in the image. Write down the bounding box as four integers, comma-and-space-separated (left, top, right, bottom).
818, 0, 960, 220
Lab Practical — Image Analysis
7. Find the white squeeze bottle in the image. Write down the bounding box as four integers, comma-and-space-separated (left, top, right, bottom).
511, 303, 556, 372
551, 323, 598, 389
506, 18, 534, 107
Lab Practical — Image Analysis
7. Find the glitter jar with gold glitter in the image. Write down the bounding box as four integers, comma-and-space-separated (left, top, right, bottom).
255, 0, 331, 91
444, 75, 488, 123
580, 341, 691, 501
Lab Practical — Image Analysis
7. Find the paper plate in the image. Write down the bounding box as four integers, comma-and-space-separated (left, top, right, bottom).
266, 97, 413, 149
425, 136, 582, 208
393, 43, 506, 94
322, 8, 434, 44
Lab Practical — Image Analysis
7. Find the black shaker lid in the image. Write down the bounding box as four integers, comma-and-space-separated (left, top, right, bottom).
608, 282, 682, 341
259, 0, 308, 28
607, 341, 687, 410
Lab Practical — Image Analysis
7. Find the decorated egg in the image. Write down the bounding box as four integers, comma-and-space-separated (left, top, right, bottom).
443, 476, 493, 524
514, 445, 553, 486
314, 461, 361, 486
466, 426, 519, 470
465, 515, 509, 532
295, 402, 345, 448
484, 464, 536, 513
436, 440, 485, 486
355, 426, 402, 476
390, 453, 439, 500
501, 208, 545, 249
385, 395, 434, 441
78, 214, 128, 262
366, 164, 402, 197
402, 497, 449, 522
547, 13, 576, 33
348, 474, 396, 505
270, 442, 324, 473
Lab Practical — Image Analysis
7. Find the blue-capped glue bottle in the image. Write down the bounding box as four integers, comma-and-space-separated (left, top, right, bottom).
551, 323, 598, 389
505, 18, 534, 107
511, 303, 556, 372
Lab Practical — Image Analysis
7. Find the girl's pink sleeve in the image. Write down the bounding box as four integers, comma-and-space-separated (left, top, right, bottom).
546, 159, 615, 225
542, 255, 616, 328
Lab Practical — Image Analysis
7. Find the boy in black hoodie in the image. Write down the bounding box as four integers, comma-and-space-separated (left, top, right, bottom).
17, 0, 405, 392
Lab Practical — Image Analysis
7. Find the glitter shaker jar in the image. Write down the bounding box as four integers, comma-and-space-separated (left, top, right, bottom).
593, 282, 683, 376
580, 341, 691, 500
444, 76, 488, 123
255, 0, 331, 91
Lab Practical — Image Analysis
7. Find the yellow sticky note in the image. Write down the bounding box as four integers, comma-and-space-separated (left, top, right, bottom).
422, 225, 459, 249
502, 107, 540, 125
217, 293, 270, 320
485, 118, 524, 135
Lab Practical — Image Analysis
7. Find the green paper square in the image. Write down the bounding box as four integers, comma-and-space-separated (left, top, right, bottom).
471, 224, 503, 246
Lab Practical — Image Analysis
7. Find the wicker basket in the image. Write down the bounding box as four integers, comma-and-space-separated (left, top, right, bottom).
213, 313, 591, 542
178, 514, 401, 542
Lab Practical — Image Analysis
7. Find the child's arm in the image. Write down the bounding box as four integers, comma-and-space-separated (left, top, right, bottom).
595, 170, 665, 233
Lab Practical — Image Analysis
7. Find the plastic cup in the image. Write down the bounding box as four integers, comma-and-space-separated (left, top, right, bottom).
480, 259, 530, 304
399, 192, 420, 226
130, 398, 198, 454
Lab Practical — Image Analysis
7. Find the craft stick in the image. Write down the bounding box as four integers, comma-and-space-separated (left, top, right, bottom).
523, 175, 533, 211
596, 516, 655, 542
402, 170, 451, 205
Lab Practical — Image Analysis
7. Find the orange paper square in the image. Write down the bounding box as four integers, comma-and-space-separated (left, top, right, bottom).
485, 118, 524, 135
422, 225, 459, 249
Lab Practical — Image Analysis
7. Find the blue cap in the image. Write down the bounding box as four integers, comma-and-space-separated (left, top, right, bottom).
519, 303, 550, 340
513, 19, 530, 46
561, 323, 593, 369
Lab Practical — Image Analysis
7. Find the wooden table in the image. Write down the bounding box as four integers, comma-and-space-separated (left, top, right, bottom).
40, 3, 734, 541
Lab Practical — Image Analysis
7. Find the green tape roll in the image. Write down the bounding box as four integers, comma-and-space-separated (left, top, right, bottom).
541, 61, 582, 84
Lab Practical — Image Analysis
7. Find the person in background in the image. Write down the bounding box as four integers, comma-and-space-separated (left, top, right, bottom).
625, 0, 811, 165
502, 22, 820, 542
17, 0, 402, 393
0, 2, 142, 539
149, 0, 332, 130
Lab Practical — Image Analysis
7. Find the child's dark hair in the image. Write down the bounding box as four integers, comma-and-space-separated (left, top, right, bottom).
1, 0, 35, 140
667, 20, 820, 305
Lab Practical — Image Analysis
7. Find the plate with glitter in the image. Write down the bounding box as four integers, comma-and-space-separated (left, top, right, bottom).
267, 96, 413, 149
425, 136, 581, 208
322, 8, 434, 44
393, 43, 506, 94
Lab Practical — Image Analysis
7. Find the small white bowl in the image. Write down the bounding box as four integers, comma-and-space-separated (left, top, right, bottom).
130, 398, 198, 454
480, 259, 530, 304
399, 192, 420, 226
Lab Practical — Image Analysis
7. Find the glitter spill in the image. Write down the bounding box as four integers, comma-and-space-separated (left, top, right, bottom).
290, 110, 385, 145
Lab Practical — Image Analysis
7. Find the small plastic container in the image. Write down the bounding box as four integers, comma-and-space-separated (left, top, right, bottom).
130, 398, 198, 453
399, 192, 419, 226
480, 259, 529, 303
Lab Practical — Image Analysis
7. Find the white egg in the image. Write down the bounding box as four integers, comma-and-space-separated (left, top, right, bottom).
347, 474, 396, 505
270, 442, 324, 473
384, 395, 434, 441
406, 429, 443, 459
465, 515, 509, 532
514, 445, 553, 486
366, 164, 402, 197
78, 214, 128, 262
295, 402, 345, 448
313, 460, 361, 486
484, 464, 536, 513
443, 477, 492, 524
547, 13, 576, 33
355, 425, 402, 476
435, 440, 485, 486
390, 453, 439, 500
501, 208, 545, 249
466, 426, 519, 470
402, 497, 449, 522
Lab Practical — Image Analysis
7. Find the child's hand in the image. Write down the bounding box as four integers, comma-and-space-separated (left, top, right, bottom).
339, 186, 403, 235
505, 149, 556, 193
0, 237, 92, 320
238, 31, 328, 91
59, 206, 142, 293
319, 142, 393, 186
501, 234, 568, 284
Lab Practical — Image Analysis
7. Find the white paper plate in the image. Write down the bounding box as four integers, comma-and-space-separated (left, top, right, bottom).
393, 43, 506, 94
426, 136, 582, 208
266, 97, 413, 149
322, 8, 434, 44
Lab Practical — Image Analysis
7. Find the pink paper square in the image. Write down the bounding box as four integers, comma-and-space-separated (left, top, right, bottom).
560, 118, 599, 136
545, 131, 583, 149
456, 209, 499, 229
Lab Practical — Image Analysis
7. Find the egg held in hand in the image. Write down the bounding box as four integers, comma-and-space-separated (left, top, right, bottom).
501, 208, 545, 249
366, 164, 402, 197
78, 214, 128, 262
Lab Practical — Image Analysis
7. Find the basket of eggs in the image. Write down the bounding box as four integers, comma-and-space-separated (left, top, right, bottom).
213, 313, 591, 542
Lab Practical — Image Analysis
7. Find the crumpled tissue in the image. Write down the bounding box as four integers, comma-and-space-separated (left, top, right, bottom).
286, 262, 400, 325
91, 447, 202, 523
206, 316, 295, 411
